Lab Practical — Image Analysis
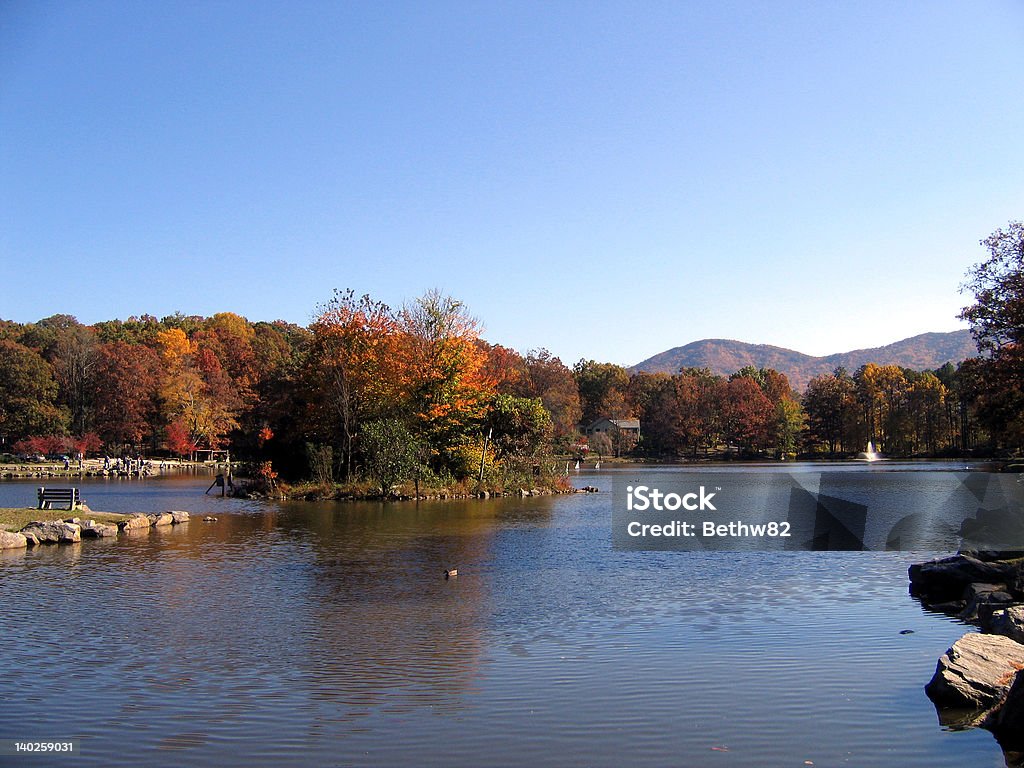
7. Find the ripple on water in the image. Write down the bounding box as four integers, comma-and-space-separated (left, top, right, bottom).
0, 473, 1008, 767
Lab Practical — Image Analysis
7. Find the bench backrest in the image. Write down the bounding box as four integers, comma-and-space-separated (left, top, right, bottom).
37, 487, 79, 499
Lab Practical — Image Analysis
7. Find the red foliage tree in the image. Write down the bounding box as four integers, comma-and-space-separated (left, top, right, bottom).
93, 341, 163, 449
165, 420, 197, 457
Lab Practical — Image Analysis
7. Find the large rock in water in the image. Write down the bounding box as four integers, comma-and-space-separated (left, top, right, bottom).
78, 520, 119, 538
0, 530, 28, 549
170, 510, 190, 524
926, 633, 1024, 709
19, 520, 81, 544
118, 513, 152, 531
909, 555, 1021, 602
148, 513, 174, 527
987, 606, 1024, 644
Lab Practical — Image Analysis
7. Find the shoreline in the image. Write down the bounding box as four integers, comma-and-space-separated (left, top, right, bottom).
0, 458, 217, 481
0, 506, 196, 549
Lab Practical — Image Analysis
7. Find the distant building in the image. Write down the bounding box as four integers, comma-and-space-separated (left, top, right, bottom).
585, 417, 641, 439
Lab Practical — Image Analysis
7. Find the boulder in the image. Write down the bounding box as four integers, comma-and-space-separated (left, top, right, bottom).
170, 511, 190, 524
960, 583, 1017, 621
78, 520, 119, 538
926, 632, 1024, 710
148, 513, 174, 527
0, 530, 28, 549
910, 555, 1021, 603
19, 520, 81, 544
985, 668, 1024, 750
21, 530, 40, 546
987, 606, 1024, 644
118, 513, 153, 531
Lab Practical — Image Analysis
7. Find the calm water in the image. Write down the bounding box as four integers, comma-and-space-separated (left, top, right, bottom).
0, 464, 1012, 767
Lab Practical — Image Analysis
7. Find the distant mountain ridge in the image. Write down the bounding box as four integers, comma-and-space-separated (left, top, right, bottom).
629, 330, 977, 391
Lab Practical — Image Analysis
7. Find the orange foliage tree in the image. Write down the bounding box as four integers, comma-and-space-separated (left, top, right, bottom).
397, 290, 496, 473
304, 290, 402, 479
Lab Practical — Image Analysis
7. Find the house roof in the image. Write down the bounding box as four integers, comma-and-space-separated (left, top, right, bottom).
587, 417, 640, 430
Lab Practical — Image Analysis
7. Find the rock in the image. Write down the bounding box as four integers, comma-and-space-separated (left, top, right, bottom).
0, 530, 28, 549
909, 555, 1023, 603
170, 510, 190, 524
19, 520, 81, 544
925, 632, 1024, 710
118, 513, 153, 531
960, 583, 1017, 621
21, 530, 40, 546
202, 516, 217, 522
962, 550, 1024, 563
148, 513, 174, 527
985, 668, 1024, 750
78, 520, 119, 538
987, 606, 1024, 644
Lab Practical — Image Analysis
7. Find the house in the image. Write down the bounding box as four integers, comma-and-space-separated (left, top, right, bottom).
585, 417, 641, 439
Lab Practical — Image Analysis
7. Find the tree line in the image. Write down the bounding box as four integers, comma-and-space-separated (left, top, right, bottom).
1, 221, 1021, 482
0, 290, 579, 490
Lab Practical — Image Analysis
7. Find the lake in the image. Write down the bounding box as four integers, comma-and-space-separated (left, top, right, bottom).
0, 463, 1015, 766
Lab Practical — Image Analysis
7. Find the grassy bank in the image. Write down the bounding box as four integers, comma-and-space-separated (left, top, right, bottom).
0, 507, 128, 531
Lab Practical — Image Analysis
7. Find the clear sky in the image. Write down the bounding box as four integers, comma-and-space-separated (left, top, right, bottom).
2, 1, 1023, 366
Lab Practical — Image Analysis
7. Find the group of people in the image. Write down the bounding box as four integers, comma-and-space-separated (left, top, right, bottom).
102, 455, 153, 476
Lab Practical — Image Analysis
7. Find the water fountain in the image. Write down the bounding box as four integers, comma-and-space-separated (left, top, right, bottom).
857, 440, 882, 462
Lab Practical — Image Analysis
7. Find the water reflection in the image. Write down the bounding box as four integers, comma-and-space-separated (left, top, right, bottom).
0, 471, 1011, 766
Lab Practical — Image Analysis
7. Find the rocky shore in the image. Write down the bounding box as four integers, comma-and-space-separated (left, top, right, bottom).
0, 510, 193, 549
910, 551, 1024, 761
246, 483, 600, 502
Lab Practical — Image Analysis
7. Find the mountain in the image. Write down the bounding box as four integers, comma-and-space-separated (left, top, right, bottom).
629, 330, 977, 391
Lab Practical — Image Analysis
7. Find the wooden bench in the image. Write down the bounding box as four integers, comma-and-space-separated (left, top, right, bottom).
37, 487, 80, 510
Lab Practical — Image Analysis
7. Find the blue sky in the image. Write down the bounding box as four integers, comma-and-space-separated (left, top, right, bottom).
2, 1, 1023, 366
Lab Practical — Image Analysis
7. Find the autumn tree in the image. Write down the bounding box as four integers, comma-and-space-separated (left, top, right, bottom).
574, 360, 630, 425
627, 373, 679, 456
165, 420, 197, 458
515, 349, 582, 439
719, 375, 773, 452
92, 341, 163, 450
960, 220, 1024, 352
0, 340, 66, 445
94, 315, 161, 345
906, 371, 947, 454
661, 368, 717, 457
304, 291, 401, 479
959, 220, 1024, 450
398, 290, 495, 473
855, 363, 907, 451
802, 369, 857, 453
158, 328, 242, 449
731, 367, 803, 455
480, 342, 527, 394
